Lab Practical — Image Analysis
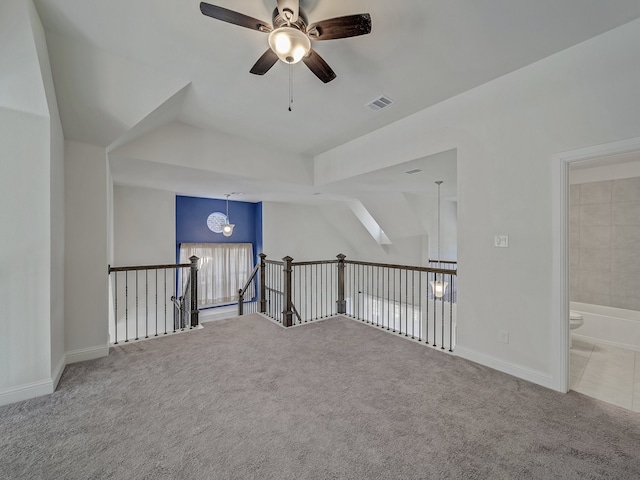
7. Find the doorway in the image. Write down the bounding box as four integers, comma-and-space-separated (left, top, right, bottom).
553, 136, 640, 411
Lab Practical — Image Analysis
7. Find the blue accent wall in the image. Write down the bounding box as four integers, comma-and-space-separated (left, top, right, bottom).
175, 196, 263, 264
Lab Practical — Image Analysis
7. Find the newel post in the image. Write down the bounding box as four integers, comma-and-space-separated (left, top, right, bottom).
238, 288, 244, 316
189, 256, 199, 327
259, 253, 267, 314
336, 253, 346, 314
282, 256, 294, 327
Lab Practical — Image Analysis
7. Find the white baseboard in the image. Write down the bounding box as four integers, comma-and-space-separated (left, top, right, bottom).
455, 345, 556, 391
0, 355, 69, 407
66, 345, 110, 364
0, 379, 53, 407
52, 355, 66, 389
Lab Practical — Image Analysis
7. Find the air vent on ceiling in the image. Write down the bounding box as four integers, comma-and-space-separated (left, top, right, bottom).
366, 95, 394, 111
405, 168, 423, 175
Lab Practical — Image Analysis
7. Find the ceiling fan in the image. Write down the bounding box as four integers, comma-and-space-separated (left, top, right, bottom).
199, 0, 372, 83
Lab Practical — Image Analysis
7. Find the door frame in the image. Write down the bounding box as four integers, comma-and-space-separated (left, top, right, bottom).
551, 136, 640, 392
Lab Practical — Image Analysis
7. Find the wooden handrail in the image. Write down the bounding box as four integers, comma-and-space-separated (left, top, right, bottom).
109, 263, 192, 273
291, 303, 302, 324
239, 263, 260, 297
264, 257, 457, 276
264, 260, 284, 266
291, 260, 339, 266
428, 259, 457, 265
345, 260, 456, 276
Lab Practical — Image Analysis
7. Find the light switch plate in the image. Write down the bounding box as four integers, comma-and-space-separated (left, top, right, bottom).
495, 235, 509, 248
499, 329, 509, 344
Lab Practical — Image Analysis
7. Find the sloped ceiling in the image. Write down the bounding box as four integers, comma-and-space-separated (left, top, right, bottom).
45, 32, 190, 148
30, 0, 640, 250
34, 0, 640, 157
0, 0, 49, 116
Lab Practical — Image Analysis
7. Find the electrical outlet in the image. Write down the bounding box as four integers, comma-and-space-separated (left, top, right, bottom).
495, 235, 509, 248
499, 329, 509, 344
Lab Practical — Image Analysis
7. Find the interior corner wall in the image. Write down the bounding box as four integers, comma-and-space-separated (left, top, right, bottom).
113, 185, 176, 266
255, 202, 263, 257
406, 195, 458, 262
0, 108, 52, 405
439, 200, 458, 262
262, 202, 359, 262
0, 0, 63, 406
28, 0, 66, 386
313, 19, 640, 391
107, 167, 114, 265
64, 141, 109, 362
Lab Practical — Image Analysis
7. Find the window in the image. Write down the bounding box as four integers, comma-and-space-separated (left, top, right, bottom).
179, 243, 255, 307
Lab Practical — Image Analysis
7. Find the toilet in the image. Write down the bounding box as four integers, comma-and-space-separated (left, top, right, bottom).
569, 310, 584, 347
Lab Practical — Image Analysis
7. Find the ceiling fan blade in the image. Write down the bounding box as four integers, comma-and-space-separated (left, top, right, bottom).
307, 14, 372, 40
277, 0, 299, 23
200, 2, 272, 33
302, 49, 336, 83
250, 49, 279, 75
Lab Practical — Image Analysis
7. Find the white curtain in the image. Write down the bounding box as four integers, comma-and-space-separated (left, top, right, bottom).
179, 243, 255, 307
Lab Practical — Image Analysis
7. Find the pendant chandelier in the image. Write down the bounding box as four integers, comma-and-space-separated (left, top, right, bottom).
222, 194, 235, 237
430, 181, 448, 298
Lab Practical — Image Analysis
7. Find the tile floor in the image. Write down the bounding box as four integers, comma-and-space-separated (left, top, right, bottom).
570, 337, 640, 412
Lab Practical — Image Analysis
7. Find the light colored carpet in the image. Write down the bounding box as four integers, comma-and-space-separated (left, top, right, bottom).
1, 315, 639, 479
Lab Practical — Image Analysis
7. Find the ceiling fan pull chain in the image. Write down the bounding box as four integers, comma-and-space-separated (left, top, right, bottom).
289, 62, 294, 112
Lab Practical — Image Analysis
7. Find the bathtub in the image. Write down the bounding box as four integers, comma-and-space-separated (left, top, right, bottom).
570, 302, 640, 352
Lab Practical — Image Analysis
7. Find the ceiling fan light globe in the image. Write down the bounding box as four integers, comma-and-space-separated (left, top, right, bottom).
274, 34, 291, 55
222, 224, 235, 237
268, 27, 310, 64
292, 46, 308, 63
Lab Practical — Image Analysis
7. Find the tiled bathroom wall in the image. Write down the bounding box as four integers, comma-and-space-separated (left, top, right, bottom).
570, 177, 640, 311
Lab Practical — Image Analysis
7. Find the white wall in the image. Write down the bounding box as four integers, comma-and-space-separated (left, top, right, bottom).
438, 200, 458, 262
107, 163, 114, 265
0, 108, 52, 404
113, 185, 176, 266
0, 0, 64, 406
0, 0, 48, 117
110, 122, 314, 186
28, 0, 66, 389
262, 202, 358, 262
406, 194, 458, 262
64, 141, 109, 362
262, 201, 431, 266
314, 19, 640, 391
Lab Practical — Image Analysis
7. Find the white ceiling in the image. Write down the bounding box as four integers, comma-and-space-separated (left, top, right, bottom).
35, 0, 640, 155
34, 0, 640, 158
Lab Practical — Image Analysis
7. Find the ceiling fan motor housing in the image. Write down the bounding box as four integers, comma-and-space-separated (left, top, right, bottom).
269, 8, 312, 64
272, 7, 308, 31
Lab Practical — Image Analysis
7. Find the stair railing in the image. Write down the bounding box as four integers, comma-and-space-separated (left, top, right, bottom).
237, 262, 260, 316
108, 256, 199, 344
240, 254, 457, 351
